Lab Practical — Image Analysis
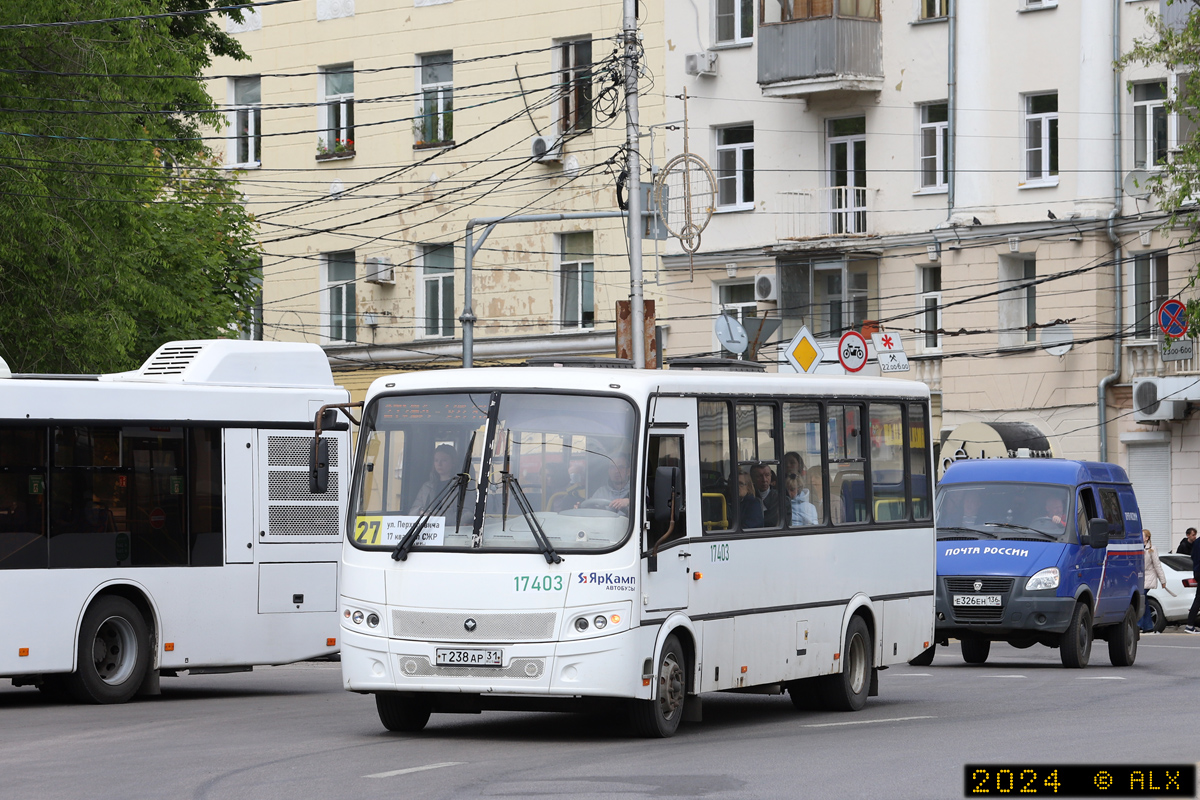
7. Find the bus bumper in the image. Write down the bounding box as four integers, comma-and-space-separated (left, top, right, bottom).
934, 580, 1077, 640
339, 626, 650, 698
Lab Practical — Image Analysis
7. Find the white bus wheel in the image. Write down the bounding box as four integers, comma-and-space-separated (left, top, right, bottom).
375, 693, 432, 733
65, 596, 150, 705
630, 634, 686, 738
819, 616, 872, 712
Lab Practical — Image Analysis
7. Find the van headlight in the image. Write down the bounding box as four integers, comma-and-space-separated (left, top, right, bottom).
1025, 567, 1060, 591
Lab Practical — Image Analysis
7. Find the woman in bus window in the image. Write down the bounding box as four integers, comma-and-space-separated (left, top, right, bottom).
787, 474, 818, 526
737, 469, 764, 529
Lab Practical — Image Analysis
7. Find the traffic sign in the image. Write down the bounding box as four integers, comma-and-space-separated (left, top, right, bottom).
838, 331, 868, 373
1158, 299, 1188, 339
870, 332, 910, 373
784, 326, 824, 374
1162, 335, 1194, 363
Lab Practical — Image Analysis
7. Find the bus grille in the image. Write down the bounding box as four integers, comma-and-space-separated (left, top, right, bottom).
396, 655, 545, 680
391, 610, 557, 642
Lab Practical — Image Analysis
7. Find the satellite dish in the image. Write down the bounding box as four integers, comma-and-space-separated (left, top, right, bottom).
715, 314, 749, 355
1123, 169, 1153, 200
1041, 323, 1075, 357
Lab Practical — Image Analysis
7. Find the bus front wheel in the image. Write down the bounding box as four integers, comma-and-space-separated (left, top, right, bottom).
631, 634, 686, 738
819, 616, 872, 712
376, 693, 432, 732
64, 595, 150, 704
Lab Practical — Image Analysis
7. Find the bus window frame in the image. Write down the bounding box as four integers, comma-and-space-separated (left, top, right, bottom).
348, 388, 642, 557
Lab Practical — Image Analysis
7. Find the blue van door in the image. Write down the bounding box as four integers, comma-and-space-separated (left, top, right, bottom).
1096, 487, 1141, 623
1074, 487, 1107, 616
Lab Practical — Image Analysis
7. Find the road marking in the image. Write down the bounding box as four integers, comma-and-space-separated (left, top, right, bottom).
1077, 676, 1125, 680
981, 674, 1026, 679
365, 762, 463, 779
894, 672, 931, 676
803, 715, 934, 728
1141, 644, 1200, 649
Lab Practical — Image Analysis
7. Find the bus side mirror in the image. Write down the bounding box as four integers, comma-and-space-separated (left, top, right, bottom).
653, 466, 682, 527
309, 437, 330, 495
1085, 518, 1109, 549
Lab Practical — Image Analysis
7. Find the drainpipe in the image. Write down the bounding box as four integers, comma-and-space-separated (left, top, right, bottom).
947, 0, 956, 218
1097, 0, 1123, 462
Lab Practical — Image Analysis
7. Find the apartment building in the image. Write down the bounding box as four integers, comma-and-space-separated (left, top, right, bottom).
659, 0, 1200, 550
208, 0, 665, 395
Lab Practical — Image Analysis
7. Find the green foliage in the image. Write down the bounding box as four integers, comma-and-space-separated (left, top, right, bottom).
0, 0, 260, 374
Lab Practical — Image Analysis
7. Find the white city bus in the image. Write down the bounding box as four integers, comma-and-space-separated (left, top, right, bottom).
0, 340, 350, 703
335, 364, 934, 736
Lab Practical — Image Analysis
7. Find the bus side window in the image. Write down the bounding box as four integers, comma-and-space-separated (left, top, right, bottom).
646, 435, 685, 546
0, 426, 48, 570
782, 403, 823, 528
829, 404, 866, 524
868, 403, 907, 523
908, 404, 932, 521
698, 401, 733, 533
736, 402, 780, 529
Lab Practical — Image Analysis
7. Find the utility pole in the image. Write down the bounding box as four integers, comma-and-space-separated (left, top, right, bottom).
623, 0, 645, 368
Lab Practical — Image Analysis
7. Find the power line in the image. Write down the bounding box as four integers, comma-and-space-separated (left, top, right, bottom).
0, 0, 299, 30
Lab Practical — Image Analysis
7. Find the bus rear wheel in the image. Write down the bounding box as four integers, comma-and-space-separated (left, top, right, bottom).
631, 634, 686, 737
64, 596, 150, 704
818, 616, 872, 712
375, 693, 432, 733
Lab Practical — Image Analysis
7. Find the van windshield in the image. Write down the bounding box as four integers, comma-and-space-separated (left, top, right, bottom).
936, 482, 1073, 542
349, 391, 637, 553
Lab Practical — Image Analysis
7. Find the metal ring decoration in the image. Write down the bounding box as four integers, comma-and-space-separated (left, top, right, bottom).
654, 152, 716, 253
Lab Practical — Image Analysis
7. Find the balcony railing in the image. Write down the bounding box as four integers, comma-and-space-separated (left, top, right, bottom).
757, 16, 883, 98
1121, 340, 1200, 383
776, 187, 876, 240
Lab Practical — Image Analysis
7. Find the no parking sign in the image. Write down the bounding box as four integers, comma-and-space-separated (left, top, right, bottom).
1158, 299, 1188, 339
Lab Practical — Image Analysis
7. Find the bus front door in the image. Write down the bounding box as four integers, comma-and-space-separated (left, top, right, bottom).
642, 398, 696, 613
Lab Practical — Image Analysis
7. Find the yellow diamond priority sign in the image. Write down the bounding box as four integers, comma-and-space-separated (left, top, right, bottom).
785, 326, 824, 374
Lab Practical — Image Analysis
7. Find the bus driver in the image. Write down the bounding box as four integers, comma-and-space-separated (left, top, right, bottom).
589, 450, 630, 513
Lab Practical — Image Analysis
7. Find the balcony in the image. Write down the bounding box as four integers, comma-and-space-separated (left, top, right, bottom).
775, 186, 877, 240
1121, 340, 1199, 383
757, 16, 883, 100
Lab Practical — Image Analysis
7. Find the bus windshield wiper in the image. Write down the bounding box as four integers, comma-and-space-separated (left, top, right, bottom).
984, 522, 1057, 541
392, 432, 476, 562
499, 431, 561, 564
937, 526, 997, 539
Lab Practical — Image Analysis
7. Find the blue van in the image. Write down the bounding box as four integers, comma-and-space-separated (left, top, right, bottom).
914, 459, 1144, 669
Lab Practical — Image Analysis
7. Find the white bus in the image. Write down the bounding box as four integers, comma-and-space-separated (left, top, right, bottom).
333, 364, 935, 736
0, 340, 350, 704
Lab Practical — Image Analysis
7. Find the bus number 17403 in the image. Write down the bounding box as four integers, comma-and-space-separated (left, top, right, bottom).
710, 544, 729, 562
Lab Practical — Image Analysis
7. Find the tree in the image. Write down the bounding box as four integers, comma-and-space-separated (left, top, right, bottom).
0, 0, 260, 374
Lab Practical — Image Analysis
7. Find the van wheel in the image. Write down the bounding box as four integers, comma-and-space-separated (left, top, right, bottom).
960, 639, 990, 664
375, 693, 431, 732
1107, 607, 1138, 667
631, 634, 686, 737
817, 616, 872, 711
907, 644, 936, 667
1148, 599, 1166, 633
64, 596, 150, 704
1059, 602, 1092, 669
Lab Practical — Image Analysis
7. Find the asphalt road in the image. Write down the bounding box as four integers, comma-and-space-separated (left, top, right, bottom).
3, 634, 1199, 800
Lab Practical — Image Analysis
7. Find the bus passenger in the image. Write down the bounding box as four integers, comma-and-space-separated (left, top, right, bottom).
737, 470, 764, 528
751, 463, 778, 526
807, 468, 837, 525
786, 474, 818, 526
409, 444, 458, 514
589, 449, 630, 513
784, 451, 805, 479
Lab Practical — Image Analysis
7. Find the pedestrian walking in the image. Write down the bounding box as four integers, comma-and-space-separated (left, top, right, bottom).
1141, 529, 1175, 634
1177, 527, 1197, 555
1187, 529, 1200, 634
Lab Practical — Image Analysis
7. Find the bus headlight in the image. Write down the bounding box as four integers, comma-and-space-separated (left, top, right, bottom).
352, 610, 364, 625
593, 615, 608, 630
1025, 568, 1060, 592
366, 613, 380, 628
574, 617, 589, 632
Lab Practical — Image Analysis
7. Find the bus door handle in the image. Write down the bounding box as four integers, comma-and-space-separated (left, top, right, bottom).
678, 551, 691, 559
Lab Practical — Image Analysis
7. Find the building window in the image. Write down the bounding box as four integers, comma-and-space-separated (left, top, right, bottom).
716, 0, 753, 44
559, 232, 594, 330
1177, 73, 1198, 152
920, 266, 941, 350
779, 258, 876, 340
229, 76, 261, 167
326, 251, 356, 344
1134, 82, 1168, 170
837, 0, 877, 18
718, 282, 757, 359
1133, 252, 1169, 339
828, 116, 867, 233
998, 256, 1035, 347
919, 0, 948, 19
1024, 93, 1058, 183
919, 103, 948, 190
319, 66, 354, 156
559, 38, 592, 134
716, 125, 754, 210
420, 244, 455, 338
417, 52, 453, 146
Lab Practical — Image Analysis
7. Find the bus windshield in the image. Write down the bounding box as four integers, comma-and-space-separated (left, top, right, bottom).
935, 482, 1074, 542
351, 391, 637, 553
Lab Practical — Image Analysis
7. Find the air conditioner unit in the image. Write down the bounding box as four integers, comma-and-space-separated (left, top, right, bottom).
1132, 376, 1195, 422
364, 256, 394, 285
684, 52, 718, 78
531, 135, 562, 163
754, 273, 778, 302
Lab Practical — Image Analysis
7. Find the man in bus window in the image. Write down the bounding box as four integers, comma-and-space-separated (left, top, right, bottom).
751, 463, 778, 526
590, 449, 630, 513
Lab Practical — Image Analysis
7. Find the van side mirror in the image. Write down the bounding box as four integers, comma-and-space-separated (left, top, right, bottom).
653, 466, 682, 527
309, 437, 330, 494
1084, 518, 1109, 549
